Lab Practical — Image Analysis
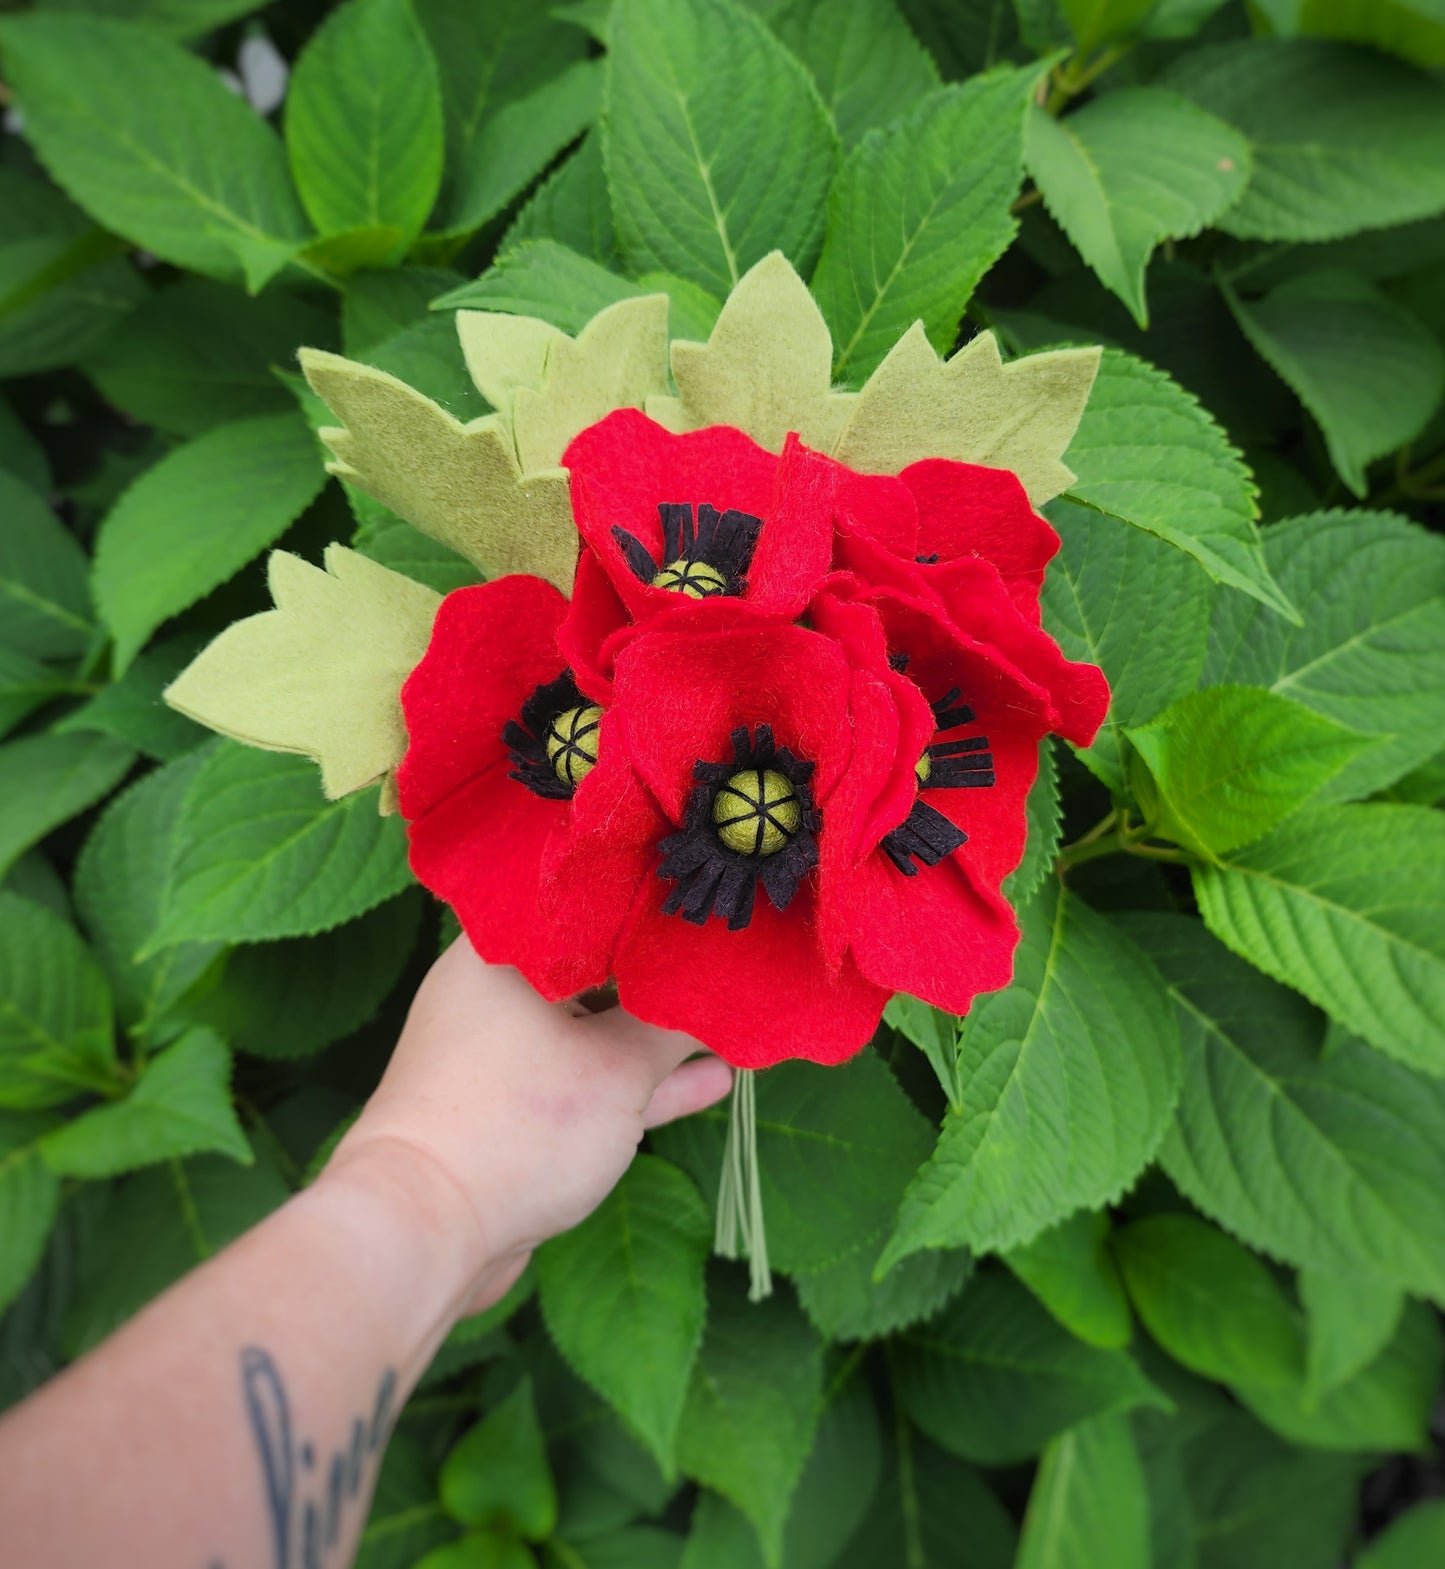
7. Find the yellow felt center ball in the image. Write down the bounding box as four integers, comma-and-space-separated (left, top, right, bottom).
712, 768, 802, 857
915, 751, 932, 786
545, 704, 603, 788
651, 559, 729, 598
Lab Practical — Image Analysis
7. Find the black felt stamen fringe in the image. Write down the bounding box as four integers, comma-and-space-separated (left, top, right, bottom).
880, 684, 996, 875
657, 724, 819, 930
503, 670, 590, 800
612, 501, 764, 597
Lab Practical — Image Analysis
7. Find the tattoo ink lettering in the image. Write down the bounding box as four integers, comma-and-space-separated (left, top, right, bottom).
241, 1348, 293, 1569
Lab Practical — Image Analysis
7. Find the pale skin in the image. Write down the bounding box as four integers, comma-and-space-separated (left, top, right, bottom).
0, 941, 733, 1569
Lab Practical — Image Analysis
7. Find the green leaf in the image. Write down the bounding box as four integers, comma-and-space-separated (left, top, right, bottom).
1126, 686, 1373, 857
41, 1026, 249, 1177
0, 647, 69, 741
882, 993, 961, 1108
1063, 349, 1294, 620
0, 731, 136, 878
675, 1271, 823, 1568
814, 68, 1036, 384
1026, 90, 1249, 328
0, 392, 49, 493
794, 1240, 972, 1344
32, 0, 272, 37
285, 0, 444, 259
1059, 0, 1155, 51
1358, 1501, 1445, 1569
434, 241, 653, 331
879, 881, 1181, 1271
651, 1050, 932, 1274
769, 0, 940, 149
1192, 803, 1445, 1073
62, 1140, 289, 1356
892, 1270, 1167, 1465
185, 893, 421, 1059
1202, 509, 1445, 803
0, 15, 310, 290
1112, 1214, 1304, 1388
0, 468, 94, 662
93, 410, 328, 674
357, 1430, 453, 1567
1004, 1209, 1132, 1351
73, 751, 222, 1038
0, 1111, 61, 1314
1124, 913, 1445, 1299
1004, 740, 1062, 905
1225, 271, 1445, 496
1236, 1299, 1441, 1453
1299, 1269, 1404, 1405
1041, 499, 1213, 794
58, 636, 208, 762
1162, 38, 1445, 242
504, 132, 619, 266
81, 279, 334, 438
1292, 0, 1445, 68
150, 744, 413, 947
1015, 1414, 1149, 1569
603, 0, 837, 298
536, 1155, 709, 1472
442, 1378, 558, 1540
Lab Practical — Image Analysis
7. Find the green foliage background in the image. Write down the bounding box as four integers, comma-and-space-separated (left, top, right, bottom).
2, 0, 1445, 1564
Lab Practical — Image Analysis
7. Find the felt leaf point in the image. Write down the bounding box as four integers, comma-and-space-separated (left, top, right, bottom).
834, 324, 1101, 507
299, 348, 577, 593
164, 546, 440, 804
649, 251, 855, 454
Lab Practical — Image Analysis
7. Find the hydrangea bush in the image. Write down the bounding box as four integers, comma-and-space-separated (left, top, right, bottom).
1, 0, 1444, 1566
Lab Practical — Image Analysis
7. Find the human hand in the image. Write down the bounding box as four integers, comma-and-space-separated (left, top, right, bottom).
321, 939, 733, 1319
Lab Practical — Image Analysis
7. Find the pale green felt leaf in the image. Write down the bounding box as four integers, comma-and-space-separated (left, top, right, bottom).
94, 411, 328, 675
185, 892, 421, 1060
650, 1050, 932, 1274
676, 1271, 822, 1568
40, 1026, 249, 1178
0, 467, 94, 662
0, 14, 310, 289
1293, 0, 1445, 68
1192, 803, 1445, 1074
769, 0, 940, 150
284, 0, 443, 256
1298, 1269, 1404, 1405
834, 326, 1099, 508
1162, 38, 1445, 242
831, 1427, 1016, 1569
454, 312, 564, 409
879, 881, 1181, 1271
1026, 89, 1250, 328
1358, 1501, 1445, 1569
1126, 685, 1374, 857
1203, 509, 1445, 803
504, 131, 619, 266
794, 1237, 972, 1345
58, 635, 207, 762
0, 890, 116, 1111
301, 349, 577, 592
814, 68, 1036, 384
442, 1378, 558, 1539
165, 546, 440, 801
0, 730, 136, 880
1004, 1209, 1132, 1351
63, 1139, 289, 1357
435, 59, 601, 240
1042, 499, 1212, 793
0, 1111, 60, 1315
74, 752, 222, 1040
603, 0, 837, 298
1063, 349, 1295, 620
1112, 1214, 1304, 1389
148, 742, 414, 948
1015, 1414, 1150, 1569
1235, 1299, 1442, 1453
1225, 271, 1445, 497
657, 252, 853, 455
1123, 913, 1445, 1298
893, 1270, 1167, 1466
1059, 0, 1156, 50
536, 1155, 709, 1473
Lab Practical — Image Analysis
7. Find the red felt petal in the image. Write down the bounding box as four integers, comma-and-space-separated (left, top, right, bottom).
407, 762, 569, 997
558, 547, 630, 703
398, 577, 567, 821
614, 889, 890, 1068
836, 467, 919, 557
743, 434, 837, 616
834, 850, 1019, 1015
613, 619, 856, 824
929, 720, 1041, 893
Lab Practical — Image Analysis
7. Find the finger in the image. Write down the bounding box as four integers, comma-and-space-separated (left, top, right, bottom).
643, 1054, 734, 1128
578, 1005, 705, 1085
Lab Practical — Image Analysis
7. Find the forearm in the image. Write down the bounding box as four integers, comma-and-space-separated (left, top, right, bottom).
0, 1146, 497, 1569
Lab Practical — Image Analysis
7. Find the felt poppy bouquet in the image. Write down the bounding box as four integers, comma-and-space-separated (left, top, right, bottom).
165, 254, 1108, 1284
